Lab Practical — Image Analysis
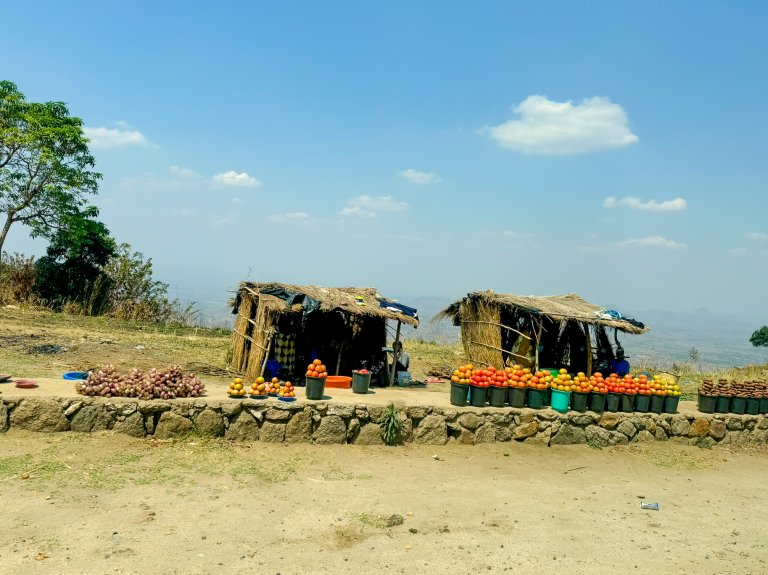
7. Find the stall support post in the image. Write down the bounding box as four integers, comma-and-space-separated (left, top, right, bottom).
585, 327, 593, 376
534, 323, 543, 372
389, 320, 402, 387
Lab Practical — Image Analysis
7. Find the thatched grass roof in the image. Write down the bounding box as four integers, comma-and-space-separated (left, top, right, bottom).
437, 291, 648, 335
236, 282, 419, 327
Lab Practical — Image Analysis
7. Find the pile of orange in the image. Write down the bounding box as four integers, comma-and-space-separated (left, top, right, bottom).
306, 359, 328, 379
450, 364, 474, 384
589, 372, 609, 394
228, 377, 247, 397
249, 376, 268, 396
551, 369, 575, 392
278, 381, 295, 398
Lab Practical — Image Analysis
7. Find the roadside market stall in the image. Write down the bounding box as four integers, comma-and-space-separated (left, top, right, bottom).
230, 282, 419, 383
436, 291, 649, 375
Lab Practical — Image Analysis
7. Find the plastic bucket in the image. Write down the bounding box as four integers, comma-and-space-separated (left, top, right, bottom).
571, 391, 589, 412
469, 386, 488, 407
730, 396, 746, 415
352, 371, 372, 394
635, 394, 651, 413
488, 386, 507, 407
589, 393, 606, 413
527, 388, 547, 409
745, 398, 760, 415
620, 394, 635, 413
650, 395, 665, 414
508, 387, 526, 408
698, 394, 716, 414
760, 397, 768, 414
664, 395, 680, 414
550, 389, 571, 413
450, 383, 469, 406
606, 393, 621, 412
305, 376, 326, 400
715, 396, 731, 413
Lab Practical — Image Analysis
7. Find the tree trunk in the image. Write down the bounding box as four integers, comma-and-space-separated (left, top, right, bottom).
0, 214, 13, 258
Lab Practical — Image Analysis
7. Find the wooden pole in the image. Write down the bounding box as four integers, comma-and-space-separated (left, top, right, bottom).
585, 326, 593, 376
460, 320, 531, 340
468, 340, 529, 360
335, 340, 345, 376
534, 322, 543, 372
259, 332, 275, 378
389, 320, 402, 387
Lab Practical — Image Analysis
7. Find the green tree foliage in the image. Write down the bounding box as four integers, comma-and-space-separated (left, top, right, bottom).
103, 243, 198, 324
750, 326, 768, 348
34, 212, 116, 313
0, 80, 100, 254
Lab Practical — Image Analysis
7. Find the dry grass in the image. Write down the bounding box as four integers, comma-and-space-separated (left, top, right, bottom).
0, 305, 232, 379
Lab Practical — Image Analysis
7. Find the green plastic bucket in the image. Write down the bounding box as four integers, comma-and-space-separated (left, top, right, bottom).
606, 393, 621, 412
527, 388, 547, 409
571, 391, 589, 412
730, 396, 746, 415
745, 398, 760, 415
550, 389, 571, 413
698, 394, 716, 414
664, 395, 680, 414
589, 393, 606, 413
635, 394, 651, 413
508, 387, 526, 408
715, 396, 731, 413
450, 382, 469, 406
650, 395, 665, 414
469, 386, 488, 407
352, 371, 372, 394
760, 397, 768, 414
488, 385, 507, 407
305, 376, 326, 400
620, 394, 635, 413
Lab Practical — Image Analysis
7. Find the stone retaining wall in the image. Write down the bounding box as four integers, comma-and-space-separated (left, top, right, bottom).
1, 397, 767, 446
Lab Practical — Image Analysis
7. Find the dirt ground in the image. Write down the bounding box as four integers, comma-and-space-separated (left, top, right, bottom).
1, 432, 767, 575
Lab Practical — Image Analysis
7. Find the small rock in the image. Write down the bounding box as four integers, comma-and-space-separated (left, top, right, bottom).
432, 454, 440, 461
406, 511, 414, 517
385, 515, 404, 527
134, 345, 145, 350
21, 473, 30, 480
637, 495, 645, 499
404, 545, 412, 551
409, 528, 418, 534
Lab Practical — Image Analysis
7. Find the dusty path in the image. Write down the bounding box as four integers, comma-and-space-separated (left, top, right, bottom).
0, 432, 766, 575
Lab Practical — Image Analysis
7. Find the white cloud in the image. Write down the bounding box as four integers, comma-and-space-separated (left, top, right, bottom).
268, 212, 311, 223
169, 165, 199, 178
481, 95, 638, 155
398, 169, 441, 185
745, 232, 768, 241
603, 196, 687, 212
340, 206, 377, 218
211, 170, 261, 188
617, 236, 686, 249
731, 247, 748, 255
230, 197, 243, 204
84, 126, 152, 149
340, 195, 408, 218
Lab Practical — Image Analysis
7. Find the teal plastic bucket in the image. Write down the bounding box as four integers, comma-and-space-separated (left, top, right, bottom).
527, 388, 547, 409
550, 389, 571, 413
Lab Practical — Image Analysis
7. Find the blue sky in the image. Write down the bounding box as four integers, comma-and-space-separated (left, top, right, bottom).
5, 1, 768, 323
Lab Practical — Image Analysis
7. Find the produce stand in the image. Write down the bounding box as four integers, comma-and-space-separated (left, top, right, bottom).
230, 282, 418, 385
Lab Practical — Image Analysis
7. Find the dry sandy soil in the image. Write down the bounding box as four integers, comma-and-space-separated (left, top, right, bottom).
1, 432, 767, 575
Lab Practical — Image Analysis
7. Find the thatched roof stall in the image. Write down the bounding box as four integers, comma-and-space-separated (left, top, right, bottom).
231, 282, 419, 382
436, 291, 648, 374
